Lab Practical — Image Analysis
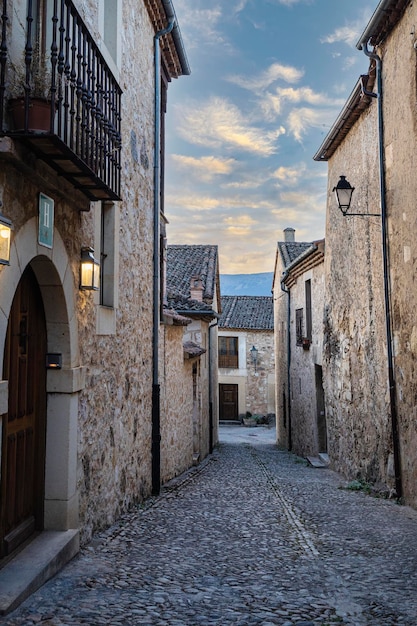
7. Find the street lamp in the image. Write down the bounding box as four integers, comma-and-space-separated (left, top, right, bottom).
333, 175, 380, 217
333, 175, 355, 215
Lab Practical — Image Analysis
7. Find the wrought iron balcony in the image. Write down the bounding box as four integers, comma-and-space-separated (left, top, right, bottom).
0, 0, 122, 201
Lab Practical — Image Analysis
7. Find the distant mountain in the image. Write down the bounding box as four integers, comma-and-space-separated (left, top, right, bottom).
220, 273, 274, 297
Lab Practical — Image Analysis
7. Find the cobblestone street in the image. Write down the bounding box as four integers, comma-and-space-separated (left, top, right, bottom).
2, 425, 417, 626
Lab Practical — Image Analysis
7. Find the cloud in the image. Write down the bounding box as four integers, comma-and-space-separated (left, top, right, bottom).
172, 1, 229, 52
287, 107, 337, 141
171, 155, 237, 182
272, 165, 305, 185
175, 97, 285, 156
320, 10, 375, 49
227, 62, 304, 92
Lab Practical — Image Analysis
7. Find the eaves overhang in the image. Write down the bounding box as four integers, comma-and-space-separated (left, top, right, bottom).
357, 0, 410, 50
282, 240, 325, 289
144, 0, 191, 78
313, 75, 374, 162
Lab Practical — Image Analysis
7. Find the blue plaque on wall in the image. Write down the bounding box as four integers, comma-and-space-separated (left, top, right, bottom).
38, 193, 54, 248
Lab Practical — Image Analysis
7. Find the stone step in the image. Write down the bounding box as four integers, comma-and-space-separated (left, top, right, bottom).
0, 529, 79, 615
318, 452, 330, 465
306, 456, 328, 468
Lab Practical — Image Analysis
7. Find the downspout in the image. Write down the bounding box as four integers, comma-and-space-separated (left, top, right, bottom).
280, 278, 292, 451
152, 17, 175, 496
358, 40, 402, 500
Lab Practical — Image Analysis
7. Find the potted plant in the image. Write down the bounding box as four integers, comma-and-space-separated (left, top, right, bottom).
7, 31, 54, 132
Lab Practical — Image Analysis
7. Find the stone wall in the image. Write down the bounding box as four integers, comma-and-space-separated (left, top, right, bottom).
0, 0, 173, 547
324, 102, 394, 489
375, 2, 417, 506
76, 0, 156, 543
245, 331, 275, 416
160, 324, 194, 483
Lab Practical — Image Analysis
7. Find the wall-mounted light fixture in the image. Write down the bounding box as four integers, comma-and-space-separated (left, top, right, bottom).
250, 345, 258, 372
333, 175, 381, 217
46, 353, 62, 369
80, 247, 100, 290
0, 207, 13, 265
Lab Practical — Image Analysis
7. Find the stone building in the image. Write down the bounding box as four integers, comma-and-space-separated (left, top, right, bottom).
218, 295, 275, 421
273, 229, 326, 458
313, 0, 417, 502
0, 0, 190, 604
166, 244, 221, 464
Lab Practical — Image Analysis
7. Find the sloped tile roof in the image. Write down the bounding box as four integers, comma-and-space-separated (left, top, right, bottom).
278, 241, 312, 269
165, 294, 216, 316
167, 245, 219, 305
219, 296, 273, 331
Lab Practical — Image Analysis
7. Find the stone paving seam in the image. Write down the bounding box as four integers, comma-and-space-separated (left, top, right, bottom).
247, 444, 319, 558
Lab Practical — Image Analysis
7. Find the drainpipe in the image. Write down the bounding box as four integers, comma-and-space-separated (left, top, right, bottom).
280, 278, 292, 451
152, 17, 175, 496
358, 40, 402, 500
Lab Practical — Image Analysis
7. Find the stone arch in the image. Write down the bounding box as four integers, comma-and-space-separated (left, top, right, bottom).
0, 217, 82, 531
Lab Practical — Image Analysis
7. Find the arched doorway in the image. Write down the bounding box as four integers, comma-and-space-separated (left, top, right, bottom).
0, 266, 47, 557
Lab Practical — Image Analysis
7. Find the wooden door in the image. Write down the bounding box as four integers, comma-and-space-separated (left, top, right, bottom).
0, 266, 47, 557
219, 384, 238, 421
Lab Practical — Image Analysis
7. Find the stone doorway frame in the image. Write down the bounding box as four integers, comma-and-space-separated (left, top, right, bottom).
0, 217, 83, 532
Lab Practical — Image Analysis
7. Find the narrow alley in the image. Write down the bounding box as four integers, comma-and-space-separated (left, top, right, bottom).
2, 425, 417, 626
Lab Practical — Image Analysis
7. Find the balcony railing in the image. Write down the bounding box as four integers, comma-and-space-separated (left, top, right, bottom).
0, 0, 122, 201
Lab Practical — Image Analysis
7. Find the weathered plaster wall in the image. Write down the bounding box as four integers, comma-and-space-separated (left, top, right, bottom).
324, 101, 394, 488
273, 257, 290, 448
289, 266, 324, 457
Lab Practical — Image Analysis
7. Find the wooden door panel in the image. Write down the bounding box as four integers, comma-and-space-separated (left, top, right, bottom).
1, 266, 46, 557
219, 384, 238, 421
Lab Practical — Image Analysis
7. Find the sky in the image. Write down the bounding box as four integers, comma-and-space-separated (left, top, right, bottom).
164, 0, 378, 274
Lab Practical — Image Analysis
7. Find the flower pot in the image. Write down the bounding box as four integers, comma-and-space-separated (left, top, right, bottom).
9, 97, 53, 133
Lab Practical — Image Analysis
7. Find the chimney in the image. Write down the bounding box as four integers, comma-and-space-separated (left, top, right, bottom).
284, 227, 295, 242
190, 276, 204, 301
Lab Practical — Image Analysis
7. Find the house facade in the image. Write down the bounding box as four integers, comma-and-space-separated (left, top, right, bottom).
314, 0, 417, 502
166, 244, 221, 463
0, 0, 189, 586
218, 295, 275, 421
273, 229, 326, 456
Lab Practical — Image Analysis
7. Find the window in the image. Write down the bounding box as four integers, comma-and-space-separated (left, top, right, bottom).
305, 279, 312, 341
100, 201, 118, 308
295, 308, 303, 346
218, 337, 238, 368
98, 0, 121, 72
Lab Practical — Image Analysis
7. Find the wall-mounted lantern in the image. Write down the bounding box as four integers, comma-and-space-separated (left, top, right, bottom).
333, 175, 380, 217
333, 175, 355, 216
80, 247, 100, 290
0, 208, 13, 265
250, 345, 258, 372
